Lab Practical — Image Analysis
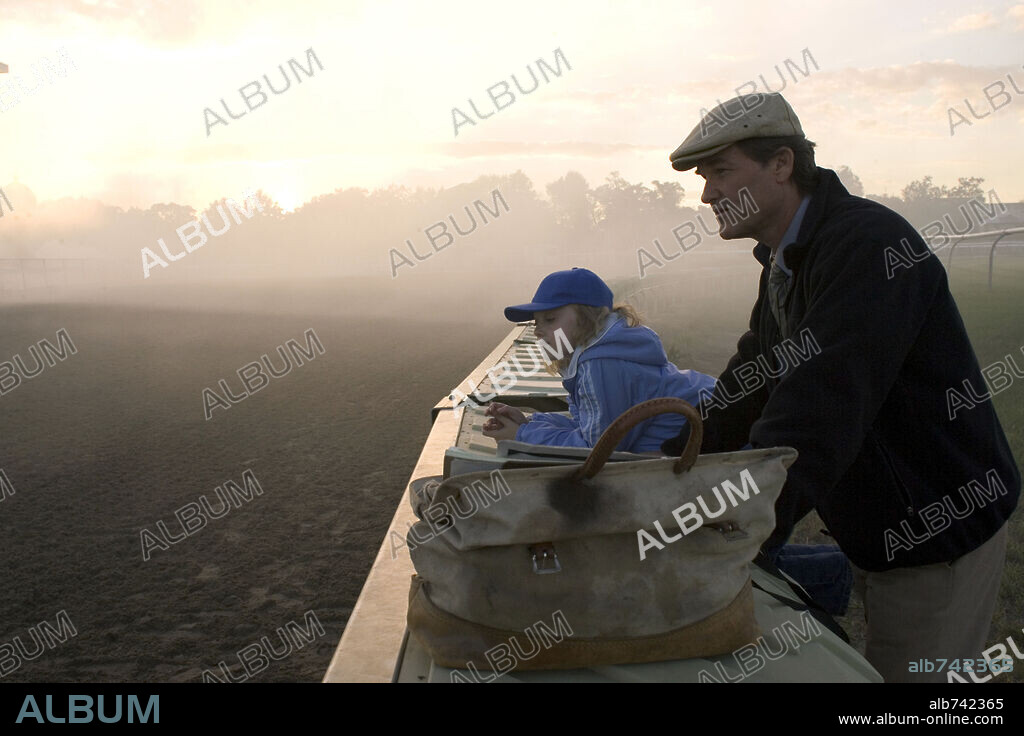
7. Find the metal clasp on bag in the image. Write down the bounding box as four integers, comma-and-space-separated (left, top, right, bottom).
529, 542, 561, 574
707, 521, 749, 541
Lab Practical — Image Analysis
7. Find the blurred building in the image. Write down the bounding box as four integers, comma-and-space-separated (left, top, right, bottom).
989, 203, 1024, 229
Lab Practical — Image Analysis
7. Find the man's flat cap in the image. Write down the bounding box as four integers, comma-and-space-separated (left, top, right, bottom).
669, 92, 804, 171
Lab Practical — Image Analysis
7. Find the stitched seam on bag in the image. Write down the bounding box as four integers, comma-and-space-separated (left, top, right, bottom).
414, 578, 754, 645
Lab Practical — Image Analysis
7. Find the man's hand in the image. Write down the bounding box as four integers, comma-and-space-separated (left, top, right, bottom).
482, 402, 527, 441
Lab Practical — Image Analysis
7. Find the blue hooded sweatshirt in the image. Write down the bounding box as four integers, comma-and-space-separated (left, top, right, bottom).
515, 314, 717, 453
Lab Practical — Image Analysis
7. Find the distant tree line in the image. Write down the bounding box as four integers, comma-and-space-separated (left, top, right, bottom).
0, 166, 1013, 283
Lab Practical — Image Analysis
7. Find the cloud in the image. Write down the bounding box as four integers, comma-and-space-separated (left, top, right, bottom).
491, 58, 1023, 144
557, 84, 666, 108
705, 53, 755, 63
668, 60, 1022, 105
782, 61, 1024, 137
2, 0, 203, 43
1010, 5, 1024, 30
434, 141, 666, 159
813, 61, 1018, 95
942, 12, 999, 34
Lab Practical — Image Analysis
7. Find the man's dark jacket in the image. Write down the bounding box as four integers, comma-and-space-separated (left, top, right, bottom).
662, 167, 1019, 571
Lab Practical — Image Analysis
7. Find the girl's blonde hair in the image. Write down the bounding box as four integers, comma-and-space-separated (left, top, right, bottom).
546, 302, 644, 375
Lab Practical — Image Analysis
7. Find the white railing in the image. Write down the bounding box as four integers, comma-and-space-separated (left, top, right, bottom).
0, 258, 132, 298
939, 227, 1024, 288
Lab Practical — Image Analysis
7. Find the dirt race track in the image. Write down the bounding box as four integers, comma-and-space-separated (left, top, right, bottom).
0, 298, 506, 682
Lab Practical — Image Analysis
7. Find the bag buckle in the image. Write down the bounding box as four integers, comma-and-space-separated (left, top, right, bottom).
529, 543, 561, 574
708, 521, 749, 541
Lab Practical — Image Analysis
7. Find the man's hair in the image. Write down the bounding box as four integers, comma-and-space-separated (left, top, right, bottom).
734, 135, 819, 195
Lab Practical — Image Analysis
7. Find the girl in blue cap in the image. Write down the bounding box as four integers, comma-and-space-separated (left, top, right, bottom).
482, 268, 716, 453
483, 269, 853, 616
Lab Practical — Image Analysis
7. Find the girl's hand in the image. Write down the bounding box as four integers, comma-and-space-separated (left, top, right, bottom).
484, 402, 527, 425
482, 403, 527, 441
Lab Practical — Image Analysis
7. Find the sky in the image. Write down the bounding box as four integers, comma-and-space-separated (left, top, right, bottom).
1, 0, 1022, 212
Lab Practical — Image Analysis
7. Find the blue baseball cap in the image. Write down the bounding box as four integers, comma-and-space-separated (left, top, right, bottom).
504, 268, 614, 322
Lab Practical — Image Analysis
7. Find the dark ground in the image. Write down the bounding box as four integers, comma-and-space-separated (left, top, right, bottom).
0, 297, 506, 682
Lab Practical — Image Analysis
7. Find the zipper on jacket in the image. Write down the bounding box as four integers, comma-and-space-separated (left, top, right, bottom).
875, 435, 915, 516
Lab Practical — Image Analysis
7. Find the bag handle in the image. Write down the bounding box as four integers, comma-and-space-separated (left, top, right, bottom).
573, 397, 703, 480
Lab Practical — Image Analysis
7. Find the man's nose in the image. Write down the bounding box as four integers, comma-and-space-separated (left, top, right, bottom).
700, 180, 716, 204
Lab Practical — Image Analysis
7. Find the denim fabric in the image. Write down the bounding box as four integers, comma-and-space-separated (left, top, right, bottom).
764, 543, 853, 616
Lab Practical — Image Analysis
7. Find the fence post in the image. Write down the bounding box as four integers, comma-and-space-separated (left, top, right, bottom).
946, 237, 965, 272
987, 232, 1010, 290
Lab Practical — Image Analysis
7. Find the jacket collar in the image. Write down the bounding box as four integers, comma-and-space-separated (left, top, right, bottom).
752, 167, 849, 272
563, 313, 621, 380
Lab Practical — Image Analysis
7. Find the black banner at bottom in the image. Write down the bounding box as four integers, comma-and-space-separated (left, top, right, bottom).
0, 682, 1020, 729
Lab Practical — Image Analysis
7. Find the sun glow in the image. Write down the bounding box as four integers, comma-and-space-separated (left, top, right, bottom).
272, 190, 304, 213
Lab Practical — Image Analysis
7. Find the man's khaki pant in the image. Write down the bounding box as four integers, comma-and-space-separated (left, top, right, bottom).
850, 523, 1008, 683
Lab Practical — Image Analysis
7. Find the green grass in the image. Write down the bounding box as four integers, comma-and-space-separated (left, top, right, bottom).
948, 256, 1024, 682
616, 254, 1024, 680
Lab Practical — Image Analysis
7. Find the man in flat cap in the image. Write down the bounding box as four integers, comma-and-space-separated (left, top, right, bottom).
662, 92, 1019, 682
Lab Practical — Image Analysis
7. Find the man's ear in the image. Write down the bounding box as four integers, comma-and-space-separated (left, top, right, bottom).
771, 146, 795, 184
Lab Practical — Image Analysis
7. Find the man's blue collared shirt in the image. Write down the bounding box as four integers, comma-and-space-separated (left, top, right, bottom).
773, 195, 812, 276
767, 195, 811, 342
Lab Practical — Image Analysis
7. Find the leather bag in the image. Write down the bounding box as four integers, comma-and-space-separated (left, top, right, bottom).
407, 397, 798, 671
